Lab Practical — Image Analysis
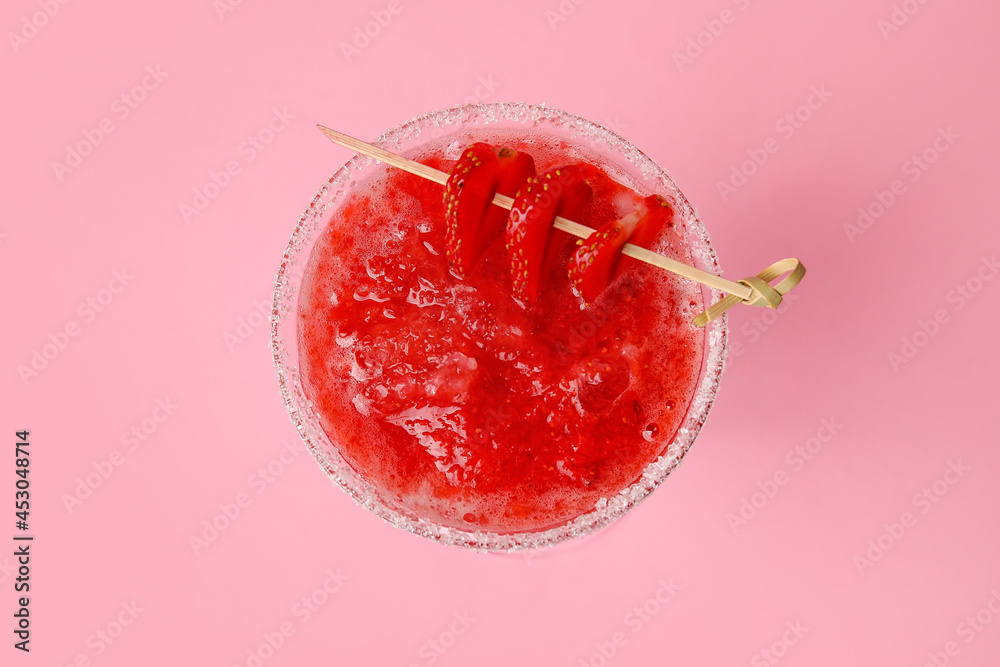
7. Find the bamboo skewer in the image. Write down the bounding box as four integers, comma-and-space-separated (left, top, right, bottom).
317, 125, 805, 326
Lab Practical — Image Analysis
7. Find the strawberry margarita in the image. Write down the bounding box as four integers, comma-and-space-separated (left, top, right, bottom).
273, 104, 726, 549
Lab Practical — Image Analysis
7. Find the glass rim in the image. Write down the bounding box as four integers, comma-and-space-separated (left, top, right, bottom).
271, 101, 728, 552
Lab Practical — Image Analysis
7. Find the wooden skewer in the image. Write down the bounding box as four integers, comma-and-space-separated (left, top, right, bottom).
317, 125, 749, 298
316, 125, 805, 326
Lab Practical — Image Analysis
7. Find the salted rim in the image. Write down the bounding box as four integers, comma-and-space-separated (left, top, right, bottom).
270, 102, 728, 552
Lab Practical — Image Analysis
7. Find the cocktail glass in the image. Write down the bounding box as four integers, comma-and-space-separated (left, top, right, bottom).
271, 102, 727, 551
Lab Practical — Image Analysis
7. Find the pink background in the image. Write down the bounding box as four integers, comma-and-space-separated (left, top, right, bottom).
4, 0, 1000, 665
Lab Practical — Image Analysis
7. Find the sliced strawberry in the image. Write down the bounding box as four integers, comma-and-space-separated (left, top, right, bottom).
567, 195, 673, 303
623, 194, 674, 259
443, 143, 500, 277
506, 165, 592, 303
484, 147, 535, 237
443, 144, 535, 278
567, 210, 642, 303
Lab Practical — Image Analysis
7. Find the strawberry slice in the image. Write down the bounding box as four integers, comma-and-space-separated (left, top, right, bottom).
622, 194, 673, 262
567, 195, 673, 303
443, 144, 535, 278
486, 147, 536, 237
506, 165, 592, 303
